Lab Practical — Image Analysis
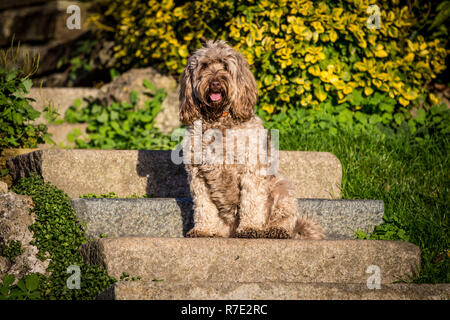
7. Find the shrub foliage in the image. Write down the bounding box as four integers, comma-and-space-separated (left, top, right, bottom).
96, 0, 448, 130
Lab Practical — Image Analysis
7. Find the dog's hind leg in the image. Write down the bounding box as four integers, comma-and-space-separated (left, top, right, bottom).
264, 195, 298, 239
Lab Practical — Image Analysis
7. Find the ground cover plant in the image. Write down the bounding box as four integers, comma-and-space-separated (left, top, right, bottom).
1, 175, 117, 300
63, 80, 176, 150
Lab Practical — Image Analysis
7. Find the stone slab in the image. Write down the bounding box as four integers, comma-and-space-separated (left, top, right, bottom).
26, 88, 99, 124
1, 148, 43, 187
80, 237, 420, 284
39, 123, 89, 148
0, 181, 7, 193
0, 1, 89, 45
71, 198, 384, 240
0, 192, 49, 278
97, 281, 450, 300
7, 149, 342, 199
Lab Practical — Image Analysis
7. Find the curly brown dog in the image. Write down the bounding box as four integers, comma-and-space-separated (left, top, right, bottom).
179, 40, 324, 239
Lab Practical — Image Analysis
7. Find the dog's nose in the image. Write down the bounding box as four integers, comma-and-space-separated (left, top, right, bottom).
211, 81, 220, 91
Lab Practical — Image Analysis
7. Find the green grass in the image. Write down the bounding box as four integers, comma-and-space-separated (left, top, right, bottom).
276, 125, 449, 283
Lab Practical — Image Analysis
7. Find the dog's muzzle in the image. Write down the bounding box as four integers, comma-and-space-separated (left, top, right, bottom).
209, 81, 223, 102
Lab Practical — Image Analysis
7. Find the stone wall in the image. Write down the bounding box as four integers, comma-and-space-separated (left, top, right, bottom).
0, 0, 93, 85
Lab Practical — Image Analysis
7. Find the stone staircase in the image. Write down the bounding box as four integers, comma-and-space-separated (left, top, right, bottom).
5, 149, 450, 300
70, 198, 384, 239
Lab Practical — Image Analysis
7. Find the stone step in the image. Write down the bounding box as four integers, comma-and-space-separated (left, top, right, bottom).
26, 88, 99, 125
71, 198, 384, 240
80, 237, 420, 284
7, 149, 342, 199
40, 123, 89, 148
97, 281, 450, 300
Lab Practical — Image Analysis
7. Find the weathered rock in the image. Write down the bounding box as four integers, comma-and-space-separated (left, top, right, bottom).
26, 87, 99, 124
39, 123, 89, 148
0, 0, 49, 11
0, 1, 90, 46
7, 149, 342, 199
98, 67, 177, 108
0, 192, 49, 279
70, 198, 384, 240
280, 151, 342, 199
98, 281, 450, 300
155, 86, 181, 134
98, 68, 180, 133
0, 181, 7, 194
0, 149, 41, 187
80, 237, 420, 284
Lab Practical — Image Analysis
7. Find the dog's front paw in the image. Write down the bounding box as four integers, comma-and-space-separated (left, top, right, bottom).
234, 227, 264, 238
186, 228, 215, 238
264, 227, 292, 239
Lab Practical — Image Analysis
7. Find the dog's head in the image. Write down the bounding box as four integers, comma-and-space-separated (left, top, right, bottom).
179, 40, 258, 124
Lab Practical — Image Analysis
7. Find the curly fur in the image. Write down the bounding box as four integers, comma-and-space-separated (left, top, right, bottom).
180, 40, 324, 239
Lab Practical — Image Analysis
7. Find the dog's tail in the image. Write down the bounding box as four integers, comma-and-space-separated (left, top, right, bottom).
269, 175, 325, 240
294, 215, 325, 239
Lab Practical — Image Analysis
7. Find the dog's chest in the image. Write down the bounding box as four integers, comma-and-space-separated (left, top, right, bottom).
198, 117, 266, 166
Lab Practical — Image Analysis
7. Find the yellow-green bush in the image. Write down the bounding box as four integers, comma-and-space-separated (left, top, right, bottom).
95, 0, 448, 128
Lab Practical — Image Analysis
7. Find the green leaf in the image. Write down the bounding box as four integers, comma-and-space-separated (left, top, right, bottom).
1, 275, 15, 287
97, 110, 108, 123
6, 69, 18, 81
369, 114, 381, 124
143, 79, 155, 92
110, 68, 121, 81
394, 113, 404, 125
130, 90, 139, 105
337, 109, 353, 123
416, 108, 426, 124
379, 103, 394, 113
349, 90, 363, 106
110, 121, 122, 133
70, 57, 82, 69
0, 168, 9, 177
25, 274, 39, 292
73, 98, 82, 109
16, 279, 26, 292
428, 1, 450, 31
13, 112, 23, 125
21, 79, 33, 93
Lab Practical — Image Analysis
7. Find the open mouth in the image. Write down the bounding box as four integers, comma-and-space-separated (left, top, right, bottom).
209, 92, 222, 102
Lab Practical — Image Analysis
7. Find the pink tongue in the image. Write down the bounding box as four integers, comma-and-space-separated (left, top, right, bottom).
210, 93, 222, 101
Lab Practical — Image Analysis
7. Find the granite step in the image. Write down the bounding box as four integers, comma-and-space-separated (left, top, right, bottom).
7, 149, 342, 199
71, 198, 384, 240
40, 123, 89, 148
97, 281, 450, 300
26, 88, 99, 125
80, 237, 420, 284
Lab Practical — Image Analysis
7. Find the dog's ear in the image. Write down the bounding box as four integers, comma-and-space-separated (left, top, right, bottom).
231, 53, 258, 121
179, 57, 200, 125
